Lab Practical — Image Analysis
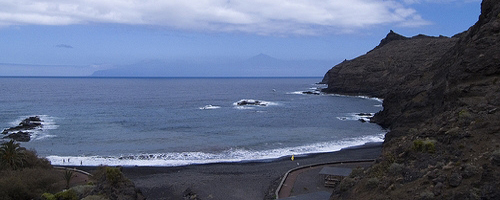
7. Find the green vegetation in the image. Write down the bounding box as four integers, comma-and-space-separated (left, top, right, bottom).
104, 167, 123, 185
388, 163, 404, 175
0, 140, 26, 170
0, 140, 62, 200
0, 140, 140, 200
413, 138, 436, 153
41, 193, 56, 200
54, 189, 78, 200
366, 177, 379, 189
349, 166, 365, 178
64, 170, 74, 189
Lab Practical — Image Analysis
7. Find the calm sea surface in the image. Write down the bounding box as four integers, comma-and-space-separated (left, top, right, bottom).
0, 77, 385, 166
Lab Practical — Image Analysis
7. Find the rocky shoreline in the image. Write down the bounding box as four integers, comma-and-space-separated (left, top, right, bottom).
322, 0, 500, 199
1, 116, 43, 142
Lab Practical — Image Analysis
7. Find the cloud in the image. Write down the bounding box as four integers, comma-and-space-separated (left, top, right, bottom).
0, 0, 431, 35
55, 44, 73, 48
402, 0, 480, 4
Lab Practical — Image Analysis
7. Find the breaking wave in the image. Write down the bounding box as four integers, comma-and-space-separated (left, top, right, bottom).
337, 113, 375, 122
46, 133, 384, 167
5, 115, 58, 141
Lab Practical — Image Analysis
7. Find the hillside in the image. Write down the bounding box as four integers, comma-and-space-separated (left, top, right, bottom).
323, 0, 500, 199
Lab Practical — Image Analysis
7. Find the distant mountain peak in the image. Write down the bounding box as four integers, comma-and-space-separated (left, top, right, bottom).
250, 53, 276, 60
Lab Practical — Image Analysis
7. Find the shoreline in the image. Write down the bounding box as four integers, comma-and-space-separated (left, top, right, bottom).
70, 142, 382, 200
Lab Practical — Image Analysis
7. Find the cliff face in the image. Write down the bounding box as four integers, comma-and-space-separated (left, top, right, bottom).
324, 0, 500, 199
321, 31, 458, 98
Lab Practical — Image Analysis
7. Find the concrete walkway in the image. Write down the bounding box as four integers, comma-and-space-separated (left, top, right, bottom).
276, 160, 375, 199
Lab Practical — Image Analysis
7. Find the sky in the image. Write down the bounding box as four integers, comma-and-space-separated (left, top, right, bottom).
0, 0, 482, 77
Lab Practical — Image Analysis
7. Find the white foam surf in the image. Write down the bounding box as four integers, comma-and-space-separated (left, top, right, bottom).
337, 113, 375, 122
199, 105, 221, 110
4, 115, 58, 141
46, 133, 385, 167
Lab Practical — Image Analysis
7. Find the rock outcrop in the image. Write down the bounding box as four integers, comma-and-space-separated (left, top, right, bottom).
2, 116, 43, 142
321, 31, 459, 98
324, 0, 500, 199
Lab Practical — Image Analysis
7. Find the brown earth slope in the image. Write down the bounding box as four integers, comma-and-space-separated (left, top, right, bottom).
323, 0, 500, 199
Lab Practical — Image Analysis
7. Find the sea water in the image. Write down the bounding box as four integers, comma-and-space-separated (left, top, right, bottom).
0, 77, 385, 166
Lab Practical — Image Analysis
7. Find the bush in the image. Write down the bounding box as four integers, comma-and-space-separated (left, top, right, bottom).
366, 178, 379, 189
93, 166, 125, 185
388, 163, 404, 175
55, 189, 78, 200
0, 168, 60, 200
23, 149, 52, 169
41, 193, 56, 200
413, 139, 436, 153
349, 167, 365, 178
105, 167, 123, 185
71, 185, 94, 199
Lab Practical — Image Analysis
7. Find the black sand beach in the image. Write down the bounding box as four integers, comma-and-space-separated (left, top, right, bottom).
113, 143, 382, 200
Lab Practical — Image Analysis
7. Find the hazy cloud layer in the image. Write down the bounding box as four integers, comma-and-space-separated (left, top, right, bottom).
0, 0, 431, 35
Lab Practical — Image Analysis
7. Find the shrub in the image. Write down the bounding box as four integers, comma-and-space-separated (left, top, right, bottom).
0, 168, 60, 200
413, 139, 436, 153
105, 167, 123, 185
93, 166, 125, 185
71, 185, 94, 199
41, 193, 56, 200
366, 178, 379, 189
55, 189, 78, 200
388, 163, 404, 175
349, 167, 365, 178
23, 149, 52, 169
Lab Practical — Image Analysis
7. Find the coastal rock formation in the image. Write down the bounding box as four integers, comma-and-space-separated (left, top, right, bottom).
323, 0, 500, 199
3, 131, 31, 142
321, 30, 458, 98
2, 116, 43, 142
235, 99, 267, 106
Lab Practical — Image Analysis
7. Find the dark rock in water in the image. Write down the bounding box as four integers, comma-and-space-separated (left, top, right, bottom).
3, 131, 31, 142
357, 113, 372, 117
302, 91, 321, 95
2, 116, 43, 134
236, 100, 266, 106
2, 116, 43, 142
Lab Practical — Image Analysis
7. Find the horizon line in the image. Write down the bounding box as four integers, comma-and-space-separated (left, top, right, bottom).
0, 75, 324, 79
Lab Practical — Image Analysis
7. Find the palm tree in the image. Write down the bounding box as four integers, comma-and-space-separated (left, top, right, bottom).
63, 169, 74, 189
0, 140, 26, 170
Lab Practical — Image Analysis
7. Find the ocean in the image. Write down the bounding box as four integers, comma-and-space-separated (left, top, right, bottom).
0, 77, 385, 166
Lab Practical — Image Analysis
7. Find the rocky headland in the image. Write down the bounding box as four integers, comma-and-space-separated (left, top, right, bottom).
322, 0, 500, 199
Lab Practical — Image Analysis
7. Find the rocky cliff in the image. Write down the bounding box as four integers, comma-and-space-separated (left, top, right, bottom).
324, 0, 500, 199
321, 31, 459, 98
